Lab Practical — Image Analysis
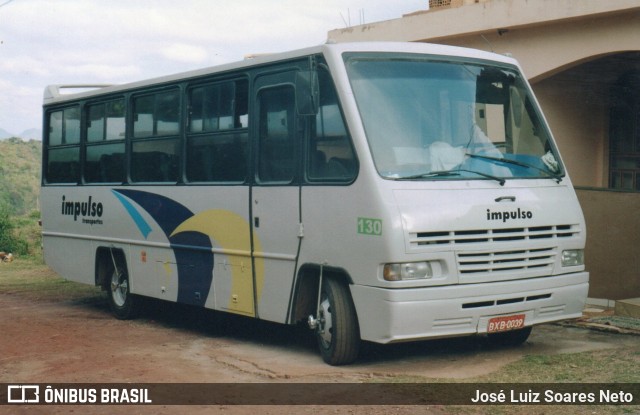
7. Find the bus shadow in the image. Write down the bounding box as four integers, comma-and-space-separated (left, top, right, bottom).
358, 336, 497, 366
131, 295, 318, 351
70, 293, 519, 365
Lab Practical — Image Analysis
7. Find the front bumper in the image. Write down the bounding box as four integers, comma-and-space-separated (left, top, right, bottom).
350, 272, 588, 344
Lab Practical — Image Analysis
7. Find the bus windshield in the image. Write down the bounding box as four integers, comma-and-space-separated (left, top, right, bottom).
345, 53, 563, 182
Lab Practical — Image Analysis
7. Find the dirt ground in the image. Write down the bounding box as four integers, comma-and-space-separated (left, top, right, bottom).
1, 267, 638, 415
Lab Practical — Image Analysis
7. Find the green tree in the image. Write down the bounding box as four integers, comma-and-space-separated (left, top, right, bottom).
0, 206, 28, 255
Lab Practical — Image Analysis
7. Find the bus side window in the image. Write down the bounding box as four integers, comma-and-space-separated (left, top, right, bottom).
45, 106, 81, 183
186, 79, 249, 183
131, 90, 180, 183
186, 133, 248, 182
85, 99, 126, 183
307, 70, 357, 182
257, 86, 296, 183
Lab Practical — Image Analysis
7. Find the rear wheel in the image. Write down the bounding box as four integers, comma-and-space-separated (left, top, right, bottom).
106, 254, 138, 320
316, 277, 360, 365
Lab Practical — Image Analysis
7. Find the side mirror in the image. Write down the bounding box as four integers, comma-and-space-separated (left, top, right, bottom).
295, 70, 319, 116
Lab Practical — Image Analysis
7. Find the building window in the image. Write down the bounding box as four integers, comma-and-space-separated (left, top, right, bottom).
609, 72, 640, 191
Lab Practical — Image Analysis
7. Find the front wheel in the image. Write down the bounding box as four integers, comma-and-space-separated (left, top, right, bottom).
316, 278, 360, 365
106, 255, 138, 320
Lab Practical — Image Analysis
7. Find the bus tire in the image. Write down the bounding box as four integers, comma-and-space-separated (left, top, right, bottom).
106, 255, 138, 320
487, 326, 532, 347
316, 277, 360, 365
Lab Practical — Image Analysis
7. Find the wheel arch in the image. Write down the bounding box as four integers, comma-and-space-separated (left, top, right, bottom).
95, 246, 128, 289
289, 263, 355, 324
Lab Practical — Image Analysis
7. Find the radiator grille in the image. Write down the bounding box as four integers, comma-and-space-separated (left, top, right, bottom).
457, 247, 556, 276
411, 224, 580, 247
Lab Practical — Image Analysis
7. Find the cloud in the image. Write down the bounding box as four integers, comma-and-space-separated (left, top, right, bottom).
0, 56, 50, 77
62, 63, 142, 81
0, 0, 426, 132
159, 43, 209, 64
0, 79, 44, 136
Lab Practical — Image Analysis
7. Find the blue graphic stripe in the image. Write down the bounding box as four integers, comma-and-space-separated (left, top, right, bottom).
111, 189, 214, 307
112, 190, 153, 239
113, 189, 193, 236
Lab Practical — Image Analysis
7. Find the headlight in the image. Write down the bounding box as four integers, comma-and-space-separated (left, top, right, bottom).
561, 249, 584, 267
383, 262, 433, 281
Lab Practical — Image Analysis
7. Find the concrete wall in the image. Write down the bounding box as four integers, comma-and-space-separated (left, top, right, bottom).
576, 188, 640, 300
418, 10, 640, 84
533, 74, 608, 188
328, 0, 640, 83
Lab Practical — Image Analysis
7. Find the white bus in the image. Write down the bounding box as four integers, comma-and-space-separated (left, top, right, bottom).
41, 42, 589, 365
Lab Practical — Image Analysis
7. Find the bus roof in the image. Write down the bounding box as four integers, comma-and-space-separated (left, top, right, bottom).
43, 42, 519, 105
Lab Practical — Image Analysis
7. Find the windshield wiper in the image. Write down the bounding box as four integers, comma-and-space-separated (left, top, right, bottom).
396, 169, 505, 186
458, 168, 505, 186
466, 153, 563, 183
396, 170, 460, 180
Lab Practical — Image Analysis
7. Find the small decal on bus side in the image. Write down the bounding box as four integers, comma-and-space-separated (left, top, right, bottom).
357, 217, 382, 236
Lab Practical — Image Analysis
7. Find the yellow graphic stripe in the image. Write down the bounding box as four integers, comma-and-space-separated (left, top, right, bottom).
170, 210, 263, 316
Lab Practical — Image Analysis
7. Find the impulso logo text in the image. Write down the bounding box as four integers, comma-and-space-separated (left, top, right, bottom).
486, 208, 533, 223
61, 195, 104, 225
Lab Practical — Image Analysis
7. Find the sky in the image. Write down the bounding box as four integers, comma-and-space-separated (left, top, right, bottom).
0, 0, 427, 137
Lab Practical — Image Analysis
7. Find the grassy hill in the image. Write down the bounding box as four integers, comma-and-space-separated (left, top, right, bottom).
0, 138, 42, 216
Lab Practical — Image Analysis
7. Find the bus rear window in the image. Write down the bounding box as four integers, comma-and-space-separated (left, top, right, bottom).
46, 106, 81, 183
48, 106, 80, 146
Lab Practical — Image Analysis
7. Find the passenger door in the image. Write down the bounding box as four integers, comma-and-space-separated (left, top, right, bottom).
251, 70, 303, 322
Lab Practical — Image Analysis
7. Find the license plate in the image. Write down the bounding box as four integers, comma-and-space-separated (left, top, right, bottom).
487, 314, 526, 333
